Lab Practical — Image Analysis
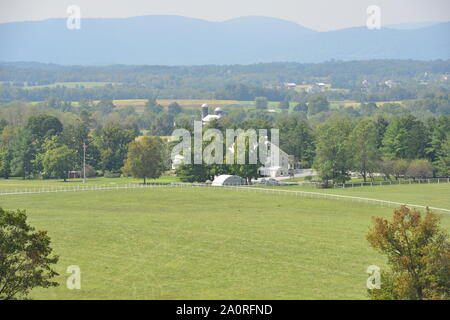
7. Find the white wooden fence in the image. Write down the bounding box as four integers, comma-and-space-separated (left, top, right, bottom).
1, 182, 449, 215
313, 177, 450, 189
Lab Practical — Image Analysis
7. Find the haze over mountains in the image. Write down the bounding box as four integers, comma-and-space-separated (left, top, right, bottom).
0, 15, 449, 65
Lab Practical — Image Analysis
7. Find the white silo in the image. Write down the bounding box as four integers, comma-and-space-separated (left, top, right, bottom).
201, 103, 209, 119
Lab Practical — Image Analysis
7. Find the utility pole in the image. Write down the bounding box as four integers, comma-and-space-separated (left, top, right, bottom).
83, 142, 86, 183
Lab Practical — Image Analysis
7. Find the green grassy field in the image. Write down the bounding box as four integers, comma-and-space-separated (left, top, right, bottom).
1, 182, 449, 300
271, 183, 450, 209
0, 176, 179, 191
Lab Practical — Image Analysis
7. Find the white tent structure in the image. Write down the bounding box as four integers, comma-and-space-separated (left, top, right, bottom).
211, 175, 246, 186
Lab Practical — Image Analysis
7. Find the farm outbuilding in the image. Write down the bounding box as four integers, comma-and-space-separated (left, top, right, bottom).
211, 175, 246, 186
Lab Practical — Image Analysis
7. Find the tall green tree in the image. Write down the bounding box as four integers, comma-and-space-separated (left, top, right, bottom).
122, 136, 165, 183
10, 129, 34, 179
427, 116, 450, 164
435, 138, 450, 177
374, 116, 389, 148
26, 114, 63, 145
60, 123, 90, 165
93, 125, 137, 173
144, 99, 163, 113
41, 145, 77, 181
168, 102, 182, 114
277, 115, 315, 167
307, 95, 329, 116
314, 119, 352, 185
0, 147, 11, 179
348, 119, 380, 181
150, 113, 174, 136
382, 115, 429, 159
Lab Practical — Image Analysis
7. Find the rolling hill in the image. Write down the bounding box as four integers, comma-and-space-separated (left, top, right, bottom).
0, 15, 449, 65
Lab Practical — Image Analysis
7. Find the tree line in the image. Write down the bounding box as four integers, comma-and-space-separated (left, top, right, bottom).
0, 99, 449, 184
174, 114, 450, 184
1, 60, 449, 108
0, 112, 164, 181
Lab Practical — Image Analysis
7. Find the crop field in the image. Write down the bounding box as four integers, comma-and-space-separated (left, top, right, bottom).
112, 99, 286, 113
110, 98, 411, 114
329, 100, 407, 109
0, 180, 449, 300
27, 97, 412, 113
112, 99, 243, 113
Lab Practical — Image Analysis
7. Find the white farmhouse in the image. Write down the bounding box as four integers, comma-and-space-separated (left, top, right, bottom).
258, 140, 292, 178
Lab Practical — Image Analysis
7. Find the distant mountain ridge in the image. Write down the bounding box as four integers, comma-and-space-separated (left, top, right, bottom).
0, 15, 448, 65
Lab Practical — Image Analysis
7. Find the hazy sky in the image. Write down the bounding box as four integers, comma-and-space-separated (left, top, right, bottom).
0, 0, 449, 31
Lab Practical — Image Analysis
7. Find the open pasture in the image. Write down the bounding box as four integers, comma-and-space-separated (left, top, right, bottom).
1, 182, 449, 299
272, 183, 450, 209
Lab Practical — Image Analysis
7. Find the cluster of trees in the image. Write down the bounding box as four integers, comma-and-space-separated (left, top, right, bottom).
0, 96, 449, 184
251, 93, 450, 119
2, 60, 448, 91
174, 121, 263, 184
173, 113, 449, 184
0, 113, 142, 180
314, 115, 450, 185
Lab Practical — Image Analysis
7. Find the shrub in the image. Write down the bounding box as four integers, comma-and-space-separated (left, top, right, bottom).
406, 159, 433, 179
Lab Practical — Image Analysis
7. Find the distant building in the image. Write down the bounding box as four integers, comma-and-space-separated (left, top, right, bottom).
201, 104, 223, 124
173, 104, 294, 177
284, 82, 297, 88
384, 80, 395, 88
306, 82, 327, 93
258, 140, 292, 178
228, 135, 294, 178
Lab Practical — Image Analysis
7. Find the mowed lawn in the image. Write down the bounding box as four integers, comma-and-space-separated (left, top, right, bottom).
0, 176, 179, 191
0, 187, 414, 299
1, 186, 449, 299
273, 183, 450, 209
